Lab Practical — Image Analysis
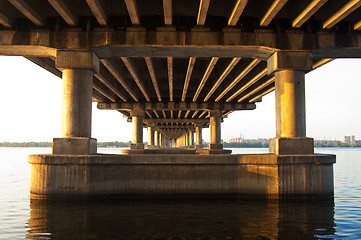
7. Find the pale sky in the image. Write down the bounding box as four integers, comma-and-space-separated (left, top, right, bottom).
0, 56, 359, 142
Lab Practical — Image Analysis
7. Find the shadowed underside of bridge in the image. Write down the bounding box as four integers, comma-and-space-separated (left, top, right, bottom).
1, 0, 361, 145
7, 0, 341, 198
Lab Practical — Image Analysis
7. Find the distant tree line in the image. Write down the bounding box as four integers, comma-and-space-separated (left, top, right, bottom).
97, 141, 130, 148
223, 142, 269, 148
0, 142, 52, 147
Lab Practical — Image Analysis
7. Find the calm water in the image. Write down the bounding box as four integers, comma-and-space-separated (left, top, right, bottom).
0, 147, 360, 239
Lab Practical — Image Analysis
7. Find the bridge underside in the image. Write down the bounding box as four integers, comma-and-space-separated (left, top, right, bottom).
0, 0, 347, 198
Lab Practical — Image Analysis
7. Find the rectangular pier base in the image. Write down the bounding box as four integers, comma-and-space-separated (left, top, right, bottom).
29, 153, 335, 199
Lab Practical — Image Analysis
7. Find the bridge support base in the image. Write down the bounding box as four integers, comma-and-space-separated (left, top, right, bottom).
29, 153, 335, 199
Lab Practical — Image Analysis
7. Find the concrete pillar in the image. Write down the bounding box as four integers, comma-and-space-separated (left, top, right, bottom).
147, 126, 155, 147
189, 130, 194, 147
267, 51, 314, 155
185, 132, 189, 147
195, 125, 203, 149
130, 110, 144, 149
53, 51, 99, 155
209, 110, 223, 150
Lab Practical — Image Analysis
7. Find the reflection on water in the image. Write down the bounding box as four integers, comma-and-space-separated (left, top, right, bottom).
27, 198, 335, 240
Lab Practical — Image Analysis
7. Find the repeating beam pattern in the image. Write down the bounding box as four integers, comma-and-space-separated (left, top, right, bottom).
121, 57, 150, 101
292, 0, 328, 28
323, 0, 361, 29
204, 58, 241, 101
48, 0, 77, 26
238, 76, 275, 103
193, 57, 219, 101
249, 86, 275, 102
86, 0, 107, 25
94, 73, 127, 102
215, 59, 261, 102
101, 59, 139, 102
227, 68, 267, 102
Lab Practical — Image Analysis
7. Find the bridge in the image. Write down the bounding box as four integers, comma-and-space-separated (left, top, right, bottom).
0, 0, 350, 198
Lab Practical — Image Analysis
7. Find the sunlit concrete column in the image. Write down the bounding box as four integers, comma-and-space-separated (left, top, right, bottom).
189, 130, 194, 147
267, 51, 314, 155
131, 110, 144, 149
209, 110, 223, 150
147, 125, 155, 148
155, 130, 160, 146
53, 51, 99, 155
185, 132, 189, 147
195, 124, 203, 149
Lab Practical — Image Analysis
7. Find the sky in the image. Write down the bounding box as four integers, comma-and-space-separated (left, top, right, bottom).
0, 56, 360, 142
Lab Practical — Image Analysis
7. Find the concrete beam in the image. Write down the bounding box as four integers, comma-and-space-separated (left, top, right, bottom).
48, 0, 78, 26
94, 73, 127, 101
55, 50, 99, 72
86, 0, 107, 25
97, 101, 256, 111
249, 86, 275, 103
238, 76, 275, 102
193, 57, 218, 101
228, 0, 248, 26
8, 0, 44, 26
145, 57, 162, 101
260, 0, 288, 27
162, 0, 172, 25
0, 12, 13, 28
182, 57, 196, 101
323, 0, 361, 29
93, 79, 116, 102
292, 0, 328, 28
204, 58, 240, 101
197, 0, 210, 26
121, 57, 150, 101
124, 0, 140, 25
146, 118, 209, 125
26, 57, 62, 78
216, 59, 261, 102
100, 59, 138, 102
167, 57, 173, 101
227, 68, 267, 102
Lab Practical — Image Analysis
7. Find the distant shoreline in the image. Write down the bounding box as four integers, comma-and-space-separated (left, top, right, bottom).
0, 142, 360, 148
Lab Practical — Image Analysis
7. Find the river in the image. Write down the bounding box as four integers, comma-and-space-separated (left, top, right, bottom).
0, 147, 360, 239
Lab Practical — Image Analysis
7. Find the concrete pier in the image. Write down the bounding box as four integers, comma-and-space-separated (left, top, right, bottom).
29, 153, 335, 199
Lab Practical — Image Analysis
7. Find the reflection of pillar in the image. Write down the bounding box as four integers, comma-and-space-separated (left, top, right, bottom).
147, 125, 155, 147
268, 51, 314, 155
195, 125, 203, 149
131, 110, 144, 149
209, 110, 223, 150
53, 51, 98, 155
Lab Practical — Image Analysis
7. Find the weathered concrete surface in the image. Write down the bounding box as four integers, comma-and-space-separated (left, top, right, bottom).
52, 137, 97, 155
269, 137, 314, 155
29, 153, 335, 199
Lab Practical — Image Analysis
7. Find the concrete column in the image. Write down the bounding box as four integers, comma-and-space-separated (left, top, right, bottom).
267, 51, 314, 155
275, 70, 306, 138
185, 132, 189, 147
209, 110, 223, 150
195, 125, 203, 149
189, 130, 194, 147
53, 51, 99, 155
131, 110, 144, 150
155, 130, 160, 146
147, 126, 155, 148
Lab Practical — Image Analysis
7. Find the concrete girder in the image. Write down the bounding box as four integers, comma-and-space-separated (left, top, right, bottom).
228, 0, 248, 26
86, 0, 108, 26
292, 0, 328, 28
145, 57, 162, 101
167, 57, 173, 101
197, 0, 210, 26
97, 102, 256, 111
162, 0, 172, 25
124, 0, 140, 25
0, 12, 13, 28
48, 0, 78, 26
260, 0, 288, 27
8, 0, 44, 26
182, 57, 196, 101
323, 0, 361, 29
193, 57, 219, 102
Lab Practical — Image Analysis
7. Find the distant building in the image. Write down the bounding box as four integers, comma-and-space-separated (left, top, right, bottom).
342, 136, 356, 145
